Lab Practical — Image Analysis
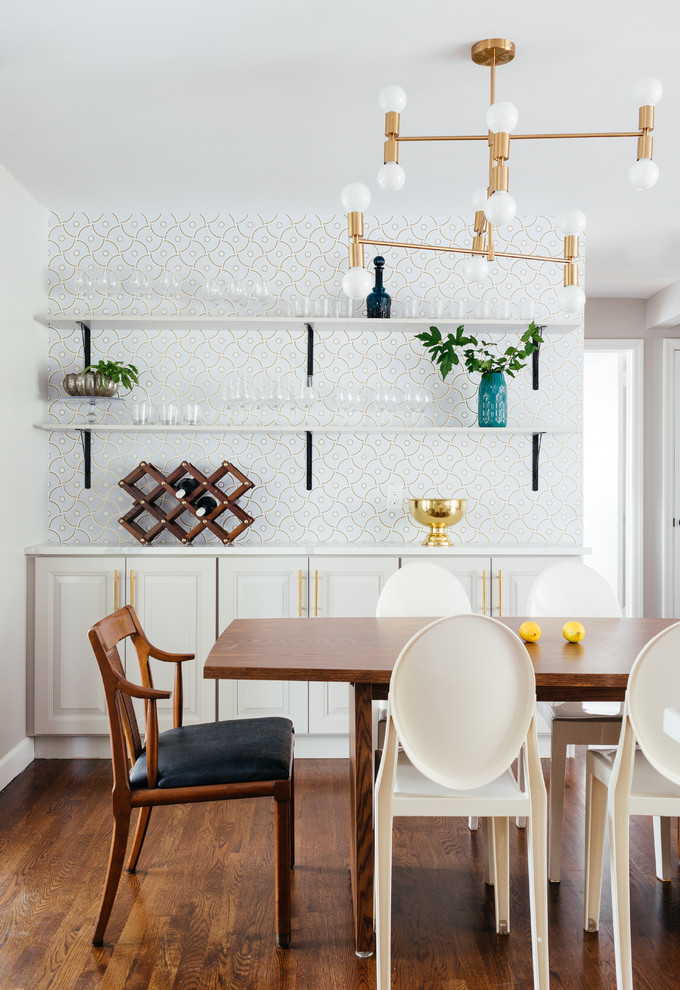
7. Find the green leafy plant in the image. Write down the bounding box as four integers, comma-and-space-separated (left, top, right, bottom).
84, 359, 140, 391
416, 321, 544, 380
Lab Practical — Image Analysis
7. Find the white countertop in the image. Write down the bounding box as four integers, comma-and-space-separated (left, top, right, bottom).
25, 543, 589, 557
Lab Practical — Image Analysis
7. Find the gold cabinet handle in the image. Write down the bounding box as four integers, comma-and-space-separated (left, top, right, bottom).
498, 569, 502, 617
298, 569, 303, 617
315, 570, 319, 617
114, 570, 119, 611
130, 569, 135, 609
482, 570, 487, 616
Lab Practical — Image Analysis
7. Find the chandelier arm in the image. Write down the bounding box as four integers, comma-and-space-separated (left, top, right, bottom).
357, 236, 569, 265
396, 130, 643, 142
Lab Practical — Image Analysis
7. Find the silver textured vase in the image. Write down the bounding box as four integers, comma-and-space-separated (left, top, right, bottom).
63, 372, 119, 397
62, 373, 79, 395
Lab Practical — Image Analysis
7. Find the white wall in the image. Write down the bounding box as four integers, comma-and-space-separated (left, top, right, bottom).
0, 164, 47, 786
584, 297, 680, 615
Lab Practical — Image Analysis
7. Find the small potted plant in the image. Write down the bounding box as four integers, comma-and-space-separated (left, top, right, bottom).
63, 359, 140, 397
416, 321, 543, 427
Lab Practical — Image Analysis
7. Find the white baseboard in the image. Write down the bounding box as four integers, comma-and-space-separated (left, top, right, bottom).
0, 737, 35, 791
33, 736, 112, 759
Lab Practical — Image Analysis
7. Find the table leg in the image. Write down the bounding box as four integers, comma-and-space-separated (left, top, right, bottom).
348, 682, 375, 956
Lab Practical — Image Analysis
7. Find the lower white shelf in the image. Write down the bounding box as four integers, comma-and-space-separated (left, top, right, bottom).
38, 423, 577, 435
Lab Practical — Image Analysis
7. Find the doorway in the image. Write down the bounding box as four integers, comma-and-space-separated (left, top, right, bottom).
584, 340, 643, 615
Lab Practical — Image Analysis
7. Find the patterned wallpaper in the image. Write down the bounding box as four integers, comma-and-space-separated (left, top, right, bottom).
46, 213, 583, 547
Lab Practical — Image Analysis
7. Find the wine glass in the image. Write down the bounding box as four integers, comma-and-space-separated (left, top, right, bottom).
373, 384, 399, 425
227, 280, 247, 312
252, 278, 272, 315
156, 271, 180, 298
127, 271, 152, 298
94, 270, 119, 296
403, 383, 431, 423
336, 382, 365, 425
202, 278, 226, 310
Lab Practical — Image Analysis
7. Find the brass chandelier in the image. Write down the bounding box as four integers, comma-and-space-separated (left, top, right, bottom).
340, 38, 662, 314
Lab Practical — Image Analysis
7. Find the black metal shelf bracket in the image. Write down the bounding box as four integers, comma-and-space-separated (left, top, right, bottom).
76, 321, 92, 489
532, 432, 544, 492
532, 326, 545, 391
305, 322, 314, 490
78, 429, 92, 490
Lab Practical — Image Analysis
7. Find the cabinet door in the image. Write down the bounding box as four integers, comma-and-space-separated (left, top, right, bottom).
127, 556, 217, 728
492, 555, 582, 617
33, 556, 124, 734
217, 557, 309, 731
308, 556, 399, 735
403, 555, 491, 615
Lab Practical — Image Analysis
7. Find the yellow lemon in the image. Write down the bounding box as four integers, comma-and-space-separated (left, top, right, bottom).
519, 621, 542, 643
563, 621, 585, 643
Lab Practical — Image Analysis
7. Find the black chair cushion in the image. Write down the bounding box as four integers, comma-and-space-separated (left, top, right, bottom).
129, 716, 294, 790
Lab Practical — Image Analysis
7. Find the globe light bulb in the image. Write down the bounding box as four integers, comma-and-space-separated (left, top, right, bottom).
633, 77, 663, 107
340, 182, 372, 212
485, 101, 519, 134
463, 256, 490, 282
377, 162, 406, 192
557, 284, 586, 314
557, 209, 587, 237
471, 187, 488, 211
342, 266, 374, 300
629, 158, 659, 190
484, 190, 517, 227
378, 85, 407, 112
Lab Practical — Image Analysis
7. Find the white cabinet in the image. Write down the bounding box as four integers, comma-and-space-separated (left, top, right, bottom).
128, 556, 217, 729
307, 556, 398, 734
32, 555, 216, 735
403, 554, 580, 616
33, 557, 122, 735
217, 555, 398, 735
217, 556, 310, 730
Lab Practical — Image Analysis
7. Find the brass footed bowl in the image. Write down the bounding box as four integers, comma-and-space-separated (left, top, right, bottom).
409, 498, 467, 547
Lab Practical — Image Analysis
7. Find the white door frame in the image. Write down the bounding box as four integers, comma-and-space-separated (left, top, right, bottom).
585, 339, 644, 616
662, 339, 680, 615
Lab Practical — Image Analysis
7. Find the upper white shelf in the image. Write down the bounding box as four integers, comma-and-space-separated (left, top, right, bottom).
37, 423, 577, 435
44, 315, 581, 334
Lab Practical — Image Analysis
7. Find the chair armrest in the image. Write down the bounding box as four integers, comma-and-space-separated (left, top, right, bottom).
148, 647, 195, 665
118, 678, 172, 702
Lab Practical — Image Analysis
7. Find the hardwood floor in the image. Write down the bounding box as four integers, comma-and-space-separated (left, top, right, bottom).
0, 754, 679, 989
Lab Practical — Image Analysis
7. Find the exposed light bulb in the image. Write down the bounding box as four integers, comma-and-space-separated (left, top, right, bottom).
484, 190, 517, 227
463, 256, 490, 282
471, 187, 488, 211
340, 182, 372, 212
557, 284, 586, 314
629, 158, 659, 190
378, 85, 407, 112
342, 266, 373, 300
377, 162, 406, 192
633, 77, 663, 107
485, 101, 519, 134
557, 209, 587, 237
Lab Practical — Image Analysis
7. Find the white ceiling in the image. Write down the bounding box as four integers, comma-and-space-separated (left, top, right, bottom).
1, 0, 677, 299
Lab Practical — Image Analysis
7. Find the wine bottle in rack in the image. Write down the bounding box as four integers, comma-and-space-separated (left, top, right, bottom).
173, 477, 200, 499
195, 495, 217, 517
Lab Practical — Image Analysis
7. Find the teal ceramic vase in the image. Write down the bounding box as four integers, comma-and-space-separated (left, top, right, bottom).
478, 372, 507, 427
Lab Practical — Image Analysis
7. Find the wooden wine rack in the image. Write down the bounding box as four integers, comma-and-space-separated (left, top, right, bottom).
118, 460, 255, 545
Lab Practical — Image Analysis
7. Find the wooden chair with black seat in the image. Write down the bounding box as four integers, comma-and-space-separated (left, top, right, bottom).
88, 604, 295, 947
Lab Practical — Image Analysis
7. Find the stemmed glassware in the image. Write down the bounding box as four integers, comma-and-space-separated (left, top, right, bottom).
402, 383, 431, 423
336, 383, 365, 425
372, 384, 400, 425
202, 278, 226, 310
252, 279, 272, 315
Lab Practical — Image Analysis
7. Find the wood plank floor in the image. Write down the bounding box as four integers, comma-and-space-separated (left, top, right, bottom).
1, 754, 679, 989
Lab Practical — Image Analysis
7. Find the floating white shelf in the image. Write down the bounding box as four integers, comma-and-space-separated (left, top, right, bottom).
38, 423, 577, 435
44, 315, 581, 334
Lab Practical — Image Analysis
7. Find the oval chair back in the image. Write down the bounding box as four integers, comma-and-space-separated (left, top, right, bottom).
389, 613, 536, 790
527, 562, 621, 618
376, 562, 472, 618
627, 620, 680, 787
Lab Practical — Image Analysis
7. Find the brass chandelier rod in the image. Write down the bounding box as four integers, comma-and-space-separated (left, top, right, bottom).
356, 236, 567, 266
397, 130, 644, 142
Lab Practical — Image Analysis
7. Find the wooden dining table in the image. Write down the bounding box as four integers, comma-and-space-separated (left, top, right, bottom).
204, 613, 676, 956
